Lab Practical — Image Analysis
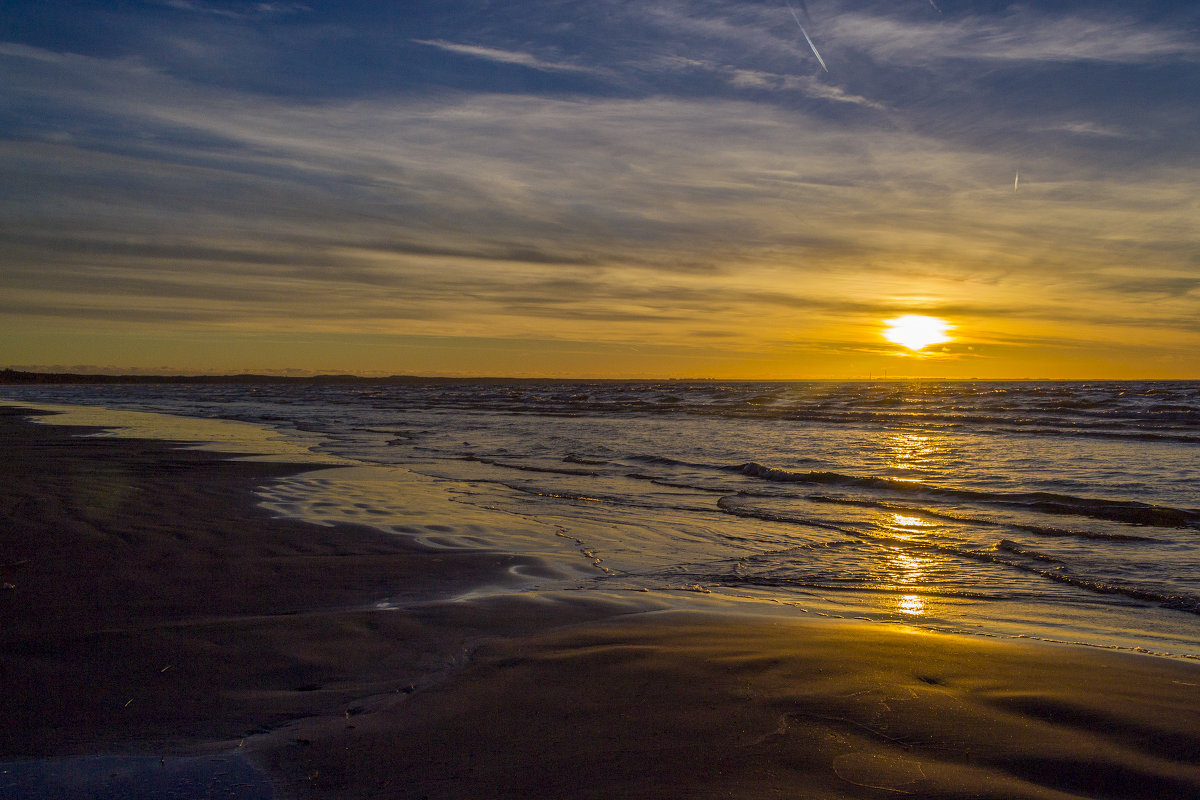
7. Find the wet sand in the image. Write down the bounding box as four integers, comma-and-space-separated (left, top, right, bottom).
0, 407, 542, 757
3, 406, 1199, 799
262, 608, 1200, 799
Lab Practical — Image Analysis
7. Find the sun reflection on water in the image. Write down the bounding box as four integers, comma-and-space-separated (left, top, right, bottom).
891, 549, 927, 580
886, 513, 928, 536
867, 432, 958, 620
896, 595, 925, 616
878, 516, 936, 618
887, 432, 937, 473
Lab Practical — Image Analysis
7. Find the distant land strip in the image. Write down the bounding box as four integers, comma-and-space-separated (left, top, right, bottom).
0, 369, 543, 385
4, 370, 1175, 385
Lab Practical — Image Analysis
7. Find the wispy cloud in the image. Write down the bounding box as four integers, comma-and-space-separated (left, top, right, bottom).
828, 10, 1199, 66
0, 42, 68, 63
152, 0, 310, 20
780, 75, 884, 109
1102, 275, 1200, 297
1043, 121, 1137, 139
660, 57, 884, 107
413, 39, 598, 74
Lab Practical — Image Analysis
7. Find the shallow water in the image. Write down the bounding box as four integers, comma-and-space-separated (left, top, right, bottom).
4, 380, 1198, 657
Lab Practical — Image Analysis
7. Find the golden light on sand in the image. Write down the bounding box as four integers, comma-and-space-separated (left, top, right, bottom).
882, 315, 954, 352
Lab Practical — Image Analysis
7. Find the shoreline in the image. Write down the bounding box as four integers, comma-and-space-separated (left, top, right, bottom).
3, 406, 1200, 798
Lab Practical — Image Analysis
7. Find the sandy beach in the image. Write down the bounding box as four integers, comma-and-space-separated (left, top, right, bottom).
3, 406, 1200, 799
0, 407, 547, 755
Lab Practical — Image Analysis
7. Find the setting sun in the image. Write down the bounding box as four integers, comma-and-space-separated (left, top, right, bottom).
882, 315, 954, 352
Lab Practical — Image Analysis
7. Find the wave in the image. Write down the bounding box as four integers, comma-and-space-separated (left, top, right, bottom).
563, 454, 608, 466
625, 453, 715, 469
995, 539, 1065, 564
804, 495, 1162, 543
715, 495, 853, 534
461, 455, 598, 477
623, 474, 738, 494
1032, 568, 1200, 615
714, 496, 1200, 616
978, 543, 1199, 616
1016, 522, 1159, 543
659, 572, 1004, 601
992, 427, 1200, 445
727, 462, 1200, 529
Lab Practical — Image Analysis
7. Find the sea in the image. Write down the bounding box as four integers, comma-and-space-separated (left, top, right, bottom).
4, 380, 1199, 659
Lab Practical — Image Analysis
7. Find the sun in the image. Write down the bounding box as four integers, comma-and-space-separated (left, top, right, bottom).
882, 315, 954, 352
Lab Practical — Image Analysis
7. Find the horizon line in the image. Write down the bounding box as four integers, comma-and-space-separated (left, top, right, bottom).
3, 369, 1197, 384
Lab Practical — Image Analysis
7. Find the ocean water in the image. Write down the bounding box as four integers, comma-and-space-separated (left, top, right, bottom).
4, 380, 1199, 658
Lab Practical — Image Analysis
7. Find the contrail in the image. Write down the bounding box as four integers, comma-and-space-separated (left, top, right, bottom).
928, 0, 942, 13
1014, 171, 1020, 191
785, 1, 828, 72
799, 23, 829, 73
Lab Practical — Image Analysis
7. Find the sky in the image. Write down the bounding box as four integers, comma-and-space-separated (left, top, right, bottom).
1, 0, 1198, 379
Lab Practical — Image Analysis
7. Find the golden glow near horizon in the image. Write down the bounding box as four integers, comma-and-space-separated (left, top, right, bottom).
882, 315, 955, 352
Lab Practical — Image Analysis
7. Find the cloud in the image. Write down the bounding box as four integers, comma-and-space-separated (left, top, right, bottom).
151, 0, 309, 19
1, 37, 1198, 353
1043, 122, 1137, 139
413, 39, 599, 74
828, 10, 1199, 66
0, 42, 68, 63
660, 57, 885, 107
620, 2, 1195, 85
1102, 275, 1200, 297
780, 74, 885, 109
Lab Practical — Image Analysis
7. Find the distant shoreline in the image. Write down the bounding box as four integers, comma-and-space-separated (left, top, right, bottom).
0, 368, 444, 385
3, 369, 1196, 385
